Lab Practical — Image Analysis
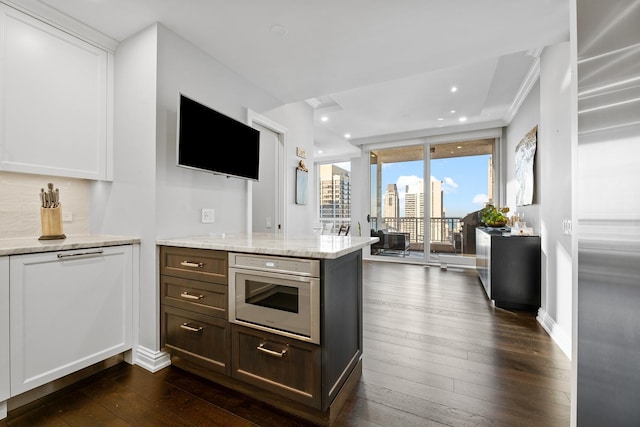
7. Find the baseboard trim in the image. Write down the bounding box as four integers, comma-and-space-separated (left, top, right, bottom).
438, 254, 476, 270
134, 346, 171, 373
537, 308, 571, 359
1, 400, 7, 420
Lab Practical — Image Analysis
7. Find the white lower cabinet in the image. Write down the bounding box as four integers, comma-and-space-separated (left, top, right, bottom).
0, 257, 8, 418
9, 245, 132, 395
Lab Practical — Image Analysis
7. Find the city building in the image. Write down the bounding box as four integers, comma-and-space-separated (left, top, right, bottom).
318, 164, 351, 229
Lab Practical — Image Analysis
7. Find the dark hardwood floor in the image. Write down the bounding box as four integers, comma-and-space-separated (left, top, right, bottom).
1, 261, 571, 426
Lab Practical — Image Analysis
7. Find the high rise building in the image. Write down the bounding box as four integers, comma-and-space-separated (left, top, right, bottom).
405, 183, 422, 219
382, 183, 400, 231
404, 180, 426, 242
318, 164, 351, 227
429, 178, 444, 241
383, 184, 399, 218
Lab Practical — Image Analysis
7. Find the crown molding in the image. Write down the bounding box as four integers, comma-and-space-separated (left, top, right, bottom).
504, 55, 541, 124
1, 0, 119, 52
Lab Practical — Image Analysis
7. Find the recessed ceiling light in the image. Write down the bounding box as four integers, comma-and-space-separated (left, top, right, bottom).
450, 110, 456, 114
317, 149, 324, 154
459, 116, 467, 122
451, 86, 458, 93
269, 24, 289, 37
437, 117, 444, 121
320, 115, 329, 122
457, 146, 462, 149
344, 133, 351, 139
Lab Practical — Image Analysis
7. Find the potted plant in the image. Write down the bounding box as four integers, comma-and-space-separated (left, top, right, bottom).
480, 204, 509, 227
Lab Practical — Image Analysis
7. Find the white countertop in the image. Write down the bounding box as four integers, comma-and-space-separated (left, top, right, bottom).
157, 232, 379, 259
0, 234, 141, 256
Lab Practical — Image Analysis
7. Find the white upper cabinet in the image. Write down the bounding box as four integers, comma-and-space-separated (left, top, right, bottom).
0, 4, 113, 180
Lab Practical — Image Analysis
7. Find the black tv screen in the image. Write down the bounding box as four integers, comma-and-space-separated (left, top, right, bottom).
177, 93, 260, 181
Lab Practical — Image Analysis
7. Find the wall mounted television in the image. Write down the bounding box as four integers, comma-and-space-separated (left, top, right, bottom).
176, 93, 260, 181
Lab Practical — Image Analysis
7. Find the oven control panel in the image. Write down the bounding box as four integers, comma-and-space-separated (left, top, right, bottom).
229, 253, 319, 278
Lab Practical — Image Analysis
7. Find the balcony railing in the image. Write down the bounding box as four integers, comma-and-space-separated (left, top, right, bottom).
372, 217, 460, 243
319, 216, 462, 248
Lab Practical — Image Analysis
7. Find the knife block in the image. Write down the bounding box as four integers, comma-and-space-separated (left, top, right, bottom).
39, 206, 66, 240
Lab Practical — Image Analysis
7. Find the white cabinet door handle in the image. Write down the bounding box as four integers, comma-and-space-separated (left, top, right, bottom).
57, 250, 104, 259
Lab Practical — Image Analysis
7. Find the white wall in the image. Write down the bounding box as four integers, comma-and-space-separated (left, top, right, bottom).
504, 79, 541, 228
90, 24, 158, 353
154, 24, 280, 239
262, 102, 316, 235
538, 42, 572, 357
503, 45, 573, 358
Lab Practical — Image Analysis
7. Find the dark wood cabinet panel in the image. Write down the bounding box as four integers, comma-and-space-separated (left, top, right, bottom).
161, 305, 230, 375
160, 247, 229, 375
476, 228, 541, 310
231, 324, 321, 409
158, 245, 364, 425
321, 250, 362, 406
160, 246, 227, 284
161, 275, 227, 318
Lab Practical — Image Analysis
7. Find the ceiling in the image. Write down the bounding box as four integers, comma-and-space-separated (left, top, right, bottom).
370, 139, 495, 165
30, 0, 569, 159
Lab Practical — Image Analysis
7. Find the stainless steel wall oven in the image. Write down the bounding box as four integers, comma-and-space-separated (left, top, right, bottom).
228, 252, 320, 344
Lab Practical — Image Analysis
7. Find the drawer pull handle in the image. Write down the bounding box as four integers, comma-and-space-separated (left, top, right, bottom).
257, 343, 287, 358
57, 250, 104, 259
180, 292, 205, 300
180, 261, 204, 268
180, 323, 203, 333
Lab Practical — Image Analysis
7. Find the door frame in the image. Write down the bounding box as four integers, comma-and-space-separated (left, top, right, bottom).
247, 110, 287, 233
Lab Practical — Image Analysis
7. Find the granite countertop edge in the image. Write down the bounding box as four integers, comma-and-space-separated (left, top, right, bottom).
0, 234, 141, 256
157, 233, 379, 260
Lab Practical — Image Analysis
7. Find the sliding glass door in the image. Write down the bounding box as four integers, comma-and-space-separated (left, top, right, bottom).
369, 146, 426, 261
369, 139, 495, 265
427, 140, 494, 263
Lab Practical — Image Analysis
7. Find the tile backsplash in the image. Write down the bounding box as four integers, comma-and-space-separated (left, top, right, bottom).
0, 171, 90, 238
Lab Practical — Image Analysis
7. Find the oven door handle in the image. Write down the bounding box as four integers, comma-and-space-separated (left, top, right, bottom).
257, 343, 287, 358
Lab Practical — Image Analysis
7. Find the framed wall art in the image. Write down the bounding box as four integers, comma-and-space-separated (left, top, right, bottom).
515, 125, 537, 206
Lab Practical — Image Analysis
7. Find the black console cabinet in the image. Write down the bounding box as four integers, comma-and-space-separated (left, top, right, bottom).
475, 228, 541, 310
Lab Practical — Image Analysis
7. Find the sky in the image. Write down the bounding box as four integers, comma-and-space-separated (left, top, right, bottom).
376, 155, 491, 218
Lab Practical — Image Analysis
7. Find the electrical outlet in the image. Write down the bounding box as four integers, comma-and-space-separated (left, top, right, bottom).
201, 208, 215, 223
265, 217, 272, 229
62, 211, 73, 222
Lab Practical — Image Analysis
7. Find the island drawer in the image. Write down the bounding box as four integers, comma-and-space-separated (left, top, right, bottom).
161, 305, 230, 375
231, 324, 321, 409
160, 246, 227, 284
161, 275, 227, 319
